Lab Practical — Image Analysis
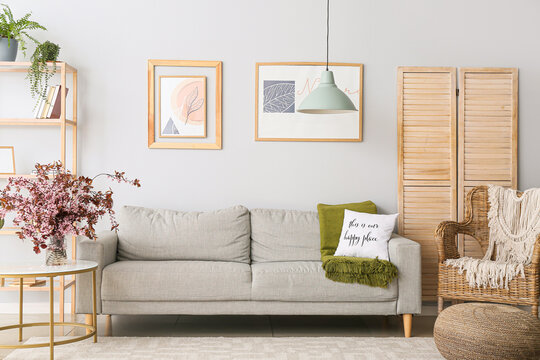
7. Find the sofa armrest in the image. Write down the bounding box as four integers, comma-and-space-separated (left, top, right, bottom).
76, 231, 118, 314
388, 234, 422, 315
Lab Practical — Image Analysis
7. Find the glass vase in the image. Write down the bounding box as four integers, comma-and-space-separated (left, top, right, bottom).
45, 235, 67, 266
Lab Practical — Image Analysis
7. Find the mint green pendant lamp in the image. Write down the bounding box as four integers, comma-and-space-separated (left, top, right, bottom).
297, 0, 357, 114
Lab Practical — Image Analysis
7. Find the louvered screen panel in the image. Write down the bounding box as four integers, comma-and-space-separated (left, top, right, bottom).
402, 187, 455, 298
398, 67, 457, 300
458, 68, 518, 257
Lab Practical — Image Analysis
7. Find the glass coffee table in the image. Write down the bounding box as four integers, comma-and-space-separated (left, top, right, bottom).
0, 260, 98, 359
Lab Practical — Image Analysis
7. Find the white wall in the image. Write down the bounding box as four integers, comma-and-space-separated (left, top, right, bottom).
1, 0, 539, 305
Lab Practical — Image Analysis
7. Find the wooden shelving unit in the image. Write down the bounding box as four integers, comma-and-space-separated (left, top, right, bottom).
0, 61, 78, 320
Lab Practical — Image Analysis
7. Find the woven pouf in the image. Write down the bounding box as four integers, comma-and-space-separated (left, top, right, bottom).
434, 303, 540, 360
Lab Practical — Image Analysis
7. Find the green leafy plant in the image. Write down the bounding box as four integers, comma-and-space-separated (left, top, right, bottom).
0, 4, 46, 57
27, 40, 60, 104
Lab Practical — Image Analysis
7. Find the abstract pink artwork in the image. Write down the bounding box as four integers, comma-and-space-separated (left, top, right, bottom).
159, 76, 207, 138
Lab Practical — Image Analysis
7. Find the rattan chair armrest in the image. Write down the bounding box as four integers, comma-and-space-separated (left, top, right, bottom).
435, 221, 467, 263
530, 233, 540, 269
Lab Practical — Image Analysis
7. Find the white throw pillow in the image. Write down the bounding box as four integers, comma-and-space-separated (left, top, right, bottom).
333, 210, 398, 261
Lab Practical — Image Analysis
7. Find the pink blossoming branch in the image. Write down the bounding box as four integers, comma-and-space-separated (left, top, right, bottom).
0, 162, 141, 254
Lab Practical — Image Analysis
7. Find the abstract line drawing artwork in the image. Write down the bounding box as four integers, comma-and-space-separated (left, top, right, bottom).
255, 62, 363, 141
263, 80, 295, 113
159, 76, 207, 138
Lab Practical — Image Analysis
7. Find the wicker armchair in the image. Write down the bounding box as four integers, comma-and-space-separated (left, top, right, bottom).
435, 186, 540, 316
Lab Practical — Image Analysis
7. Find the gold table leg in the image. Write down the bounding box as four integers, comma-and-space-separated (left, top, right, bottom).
49, 276, 54, 360
59, 276, 65, 324
92, 270, 97, 343
71, 274, 76, 314
18, 278, 23, 342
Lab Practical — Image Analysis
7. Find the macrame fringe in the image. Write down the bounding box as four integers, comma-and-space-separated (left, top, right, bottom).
322, 255, 398, 288
446, 185, 540, 289
445, 257, 525, 289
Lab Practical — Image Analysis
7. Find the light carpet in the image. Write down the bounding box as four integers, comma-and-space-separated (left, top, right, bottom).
5, 336, 443, 360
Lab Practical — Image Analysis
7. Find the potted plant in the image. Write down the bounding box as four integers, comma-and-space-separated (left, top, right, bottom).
0, 4, 46, 61
0, 162, 141, 265
27, 40, 60, 103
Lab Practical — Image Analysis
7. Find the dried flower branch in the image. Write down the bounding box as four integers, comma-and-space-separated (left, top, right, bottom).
0, 162, 141, 254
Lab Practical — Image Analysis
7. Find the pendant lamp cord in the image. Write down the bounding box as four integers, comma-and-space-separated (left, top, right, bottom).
326, 0, 329, 71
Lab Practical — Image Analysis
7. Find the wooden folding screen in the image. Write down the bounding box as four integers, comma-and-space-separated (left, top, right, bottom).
397, 67, 457, 300
458, 68, 518, 257
397, 66, 518, 300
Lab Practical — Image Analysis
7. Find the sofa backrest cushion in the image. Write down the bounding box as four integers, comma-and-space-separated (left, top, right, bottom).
117, 205, 251, 263
250, 209, 320, 262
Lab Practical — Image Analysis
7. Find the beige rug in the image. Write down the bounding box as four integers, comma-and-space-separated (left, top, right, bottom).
5, 336, 443, 359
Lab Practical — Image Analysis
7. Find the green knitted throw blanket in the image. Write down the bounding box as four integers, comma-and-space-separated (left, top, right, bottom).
322, 255, 398, 288
317, 201, 398, 289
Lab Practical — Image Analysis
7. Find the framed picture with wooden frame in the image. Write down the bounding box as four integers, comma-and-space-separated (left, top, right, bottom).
255, 62, 363, 142
148, 60, 222, 149
0, 146, 15, 175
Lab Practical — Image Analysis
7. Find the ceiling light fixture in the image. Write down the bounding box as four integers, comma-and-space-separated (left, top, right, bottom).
297, 0, 358, 114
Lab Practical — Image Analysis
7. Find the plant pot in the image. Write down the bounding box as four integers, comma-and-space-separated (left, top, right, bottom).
0, 37, 18, 61
45, 235, 68, 266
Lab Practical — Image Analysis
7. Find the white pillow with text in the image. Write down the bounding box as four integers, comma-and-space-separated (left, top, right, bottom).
333, 210, 398, 261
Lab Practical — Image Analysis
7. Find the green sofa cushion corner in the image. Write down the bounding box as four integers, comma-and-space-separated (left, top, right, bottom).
317, 201, 377, 258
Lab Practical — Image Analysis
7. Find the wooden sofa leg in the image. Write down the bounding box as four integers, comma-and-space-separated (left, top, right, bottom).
403, 314, 412, 338
85, 314, 93, 335
105, 315, 112, 336
438, 296, 444, 314
532, 305, 538, 318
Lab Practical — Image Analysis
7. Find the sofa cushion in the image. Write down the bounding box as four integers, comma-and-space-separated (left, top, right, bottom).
101, 261, 252, 301
250, 209, 320, 262
117, 205, 250, 262
251, 261, 397, 302
318, 201, 378, 258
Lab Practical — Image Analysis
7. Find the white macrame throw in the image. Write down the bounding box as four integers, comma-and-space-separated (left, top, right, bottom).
445, 185, 540, 289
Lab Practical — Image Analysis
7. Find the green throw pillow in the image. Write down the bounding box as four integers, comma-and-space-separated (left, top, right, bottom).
317, 201, 377, 258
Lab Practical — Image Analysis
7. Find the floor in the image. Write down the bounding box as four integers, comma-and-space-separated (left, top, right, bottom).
0, 313, 437, 359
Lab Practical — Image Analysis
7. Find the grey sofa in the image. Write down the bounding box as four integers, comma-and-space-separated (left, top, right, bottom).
77, 205, 421, 336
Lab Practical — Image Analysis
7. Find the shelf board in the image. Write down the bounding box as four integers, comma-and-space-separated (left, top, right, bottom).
0, 118, 76, 127
0, 174, 35, 178
0, 172, 63, 179
0, 227, 19, 235
0, 279, 75, 292
0, 61, 77, 73
4, 279, 46, 287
